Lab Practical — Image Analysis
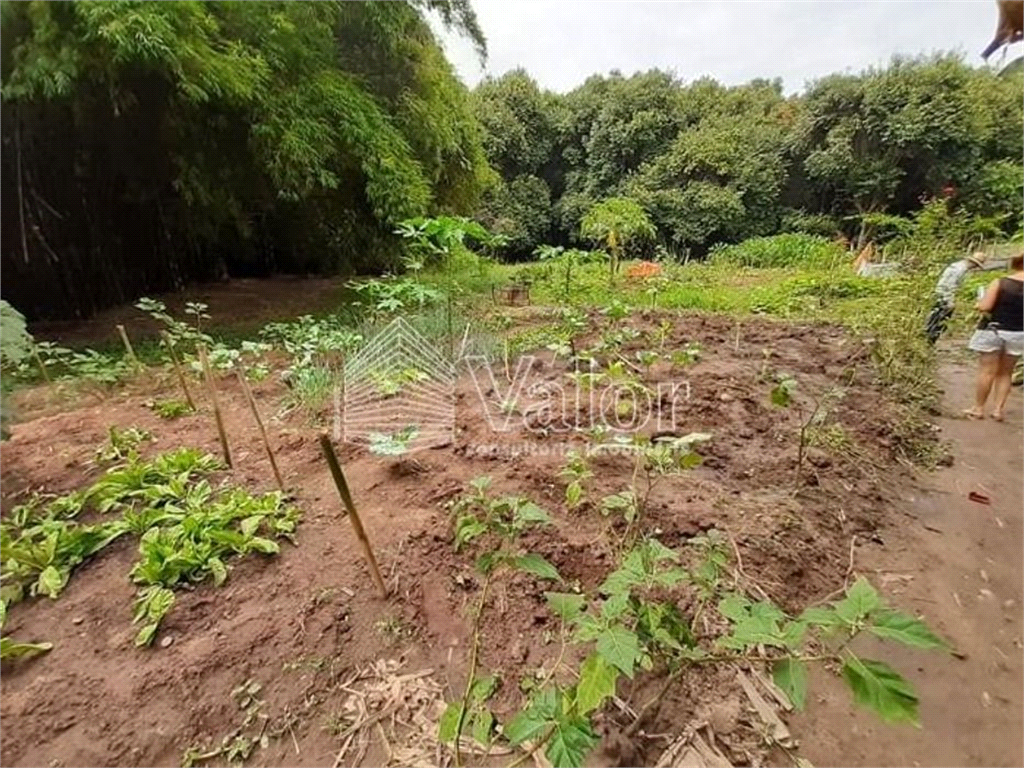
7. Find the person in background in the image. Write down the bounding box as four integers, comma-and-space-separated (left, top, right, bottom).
925, 252, 987, 344
965, 253, 1024, 421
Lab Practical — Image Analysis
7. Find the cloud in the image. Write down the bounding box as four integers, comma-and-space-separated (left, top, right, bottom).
435, 0, 1010, 94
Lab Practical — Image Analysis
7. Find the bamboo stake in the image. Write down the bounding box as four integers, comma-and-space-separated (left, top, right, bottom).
116, 324, 143, 371
198, 344, 232, 468
236, 367, 284, 492
318, 433, 387, 598
160, 331, 195, 410
31, 347, 50, 383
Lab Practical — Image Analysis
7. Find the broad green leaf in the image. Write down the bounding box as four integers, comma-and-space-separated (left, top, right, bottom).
572, 613, 604, 643
868, 609, 948, 650
565, 481, 583, 509
576, 653, 619, 714
208, 557, 228, 587
470, 674, 499, 703
780, 620, 808, 649
511, 554, 561, 581
503, 709, 549, 746
841, 654, 919, 725
437, 702, 464, 744
248, 537, 279, 555
454, 516, 487, 551
717, 593, 750, 621
240, 515, 263, 538
0, 636, 52, 660
750, 601, 787, 623
643, 538, 679, 563
0, 600, 6, 630
545, 592, 585, 624
596, 624, 641, 678
799, 605, 843, 629
471, 709, 494, 745
773, 658, 808, 710
834, 577, 880, 625
654, 567, 688, 588
545, 717, 599, 768
135, 622, 158, 647
599, 590, 631, 621
36, 566, 67, 599
513, 502, 551, 527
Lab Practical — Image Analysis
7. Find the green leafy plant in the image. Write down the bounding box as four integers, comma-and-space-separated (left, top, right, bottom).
148, 399, 193, 419
497, 539, 947, 767
593, 433, 710, 544
368, 426, 419, 457
0, 599, 52, 662
441, 478, 561, 762
0, 300, 32, 439
559, 450, 593, 510
669, 342, 702, 369
136, 297, 213, 350
0, 447, 300, 647
95, 426, 154, 464
769, 375, 844, 484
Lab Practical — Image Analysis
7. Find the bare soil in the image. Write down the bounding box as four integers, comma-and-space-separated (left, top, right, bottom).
1, 310, 1019, 767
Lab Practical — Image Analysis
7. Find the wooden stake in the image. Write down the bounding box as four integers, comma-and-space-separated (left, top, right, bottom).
236, 367, 284, 492
318, 433, 387, 598
31, 346, 50, 383
160, 332, 196, 410
198, 344, 232, 468
116, 324, 143, 371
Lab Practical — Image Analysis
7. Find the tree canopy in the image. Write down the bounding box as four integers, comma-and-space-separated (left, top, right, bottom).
473, 55, 1023, 259
1, 0, 490, 319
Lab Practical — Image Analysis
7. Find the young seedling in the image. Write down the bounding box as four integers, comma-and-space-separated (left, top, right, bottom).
559, 450, 593, 510
148, 399, 192, 419
770, 375, 844, 485
669, 342, 701, 369
95, 426, 154, 463
367, 426, 419, 457
442, 477, 561, 763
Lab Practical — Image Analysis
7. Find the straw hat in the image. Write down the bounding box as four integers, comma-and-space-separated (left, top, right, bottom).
967, 252, 987, 268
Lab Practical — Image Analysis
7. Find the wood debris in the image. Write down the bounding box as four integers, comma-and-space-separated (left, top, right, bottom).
330, 659, 447, 768
736, 668, 796, 748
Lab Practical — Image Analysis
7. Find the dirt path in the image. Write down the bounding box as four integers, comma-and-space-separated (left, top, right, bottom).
793, 356, 1023, 767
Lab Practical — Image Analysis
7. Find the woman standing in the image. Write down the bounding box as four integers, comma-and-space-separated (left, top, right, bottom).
965, 253, 1024, 420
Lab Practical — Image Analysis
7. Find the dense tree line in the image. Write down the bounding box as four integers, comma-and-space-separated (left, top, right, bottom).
1, 0, 491, 319
2, 2, 1022, 320
473, 56, 1024, 260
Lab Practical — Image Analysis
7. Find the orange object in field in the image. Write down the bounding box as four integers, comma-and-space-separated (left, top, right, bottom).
626, 261, 662, 279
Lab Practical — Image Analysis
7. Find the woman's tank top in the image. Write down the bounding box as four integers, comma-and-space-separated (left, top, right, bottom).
990, 277, 1024, 332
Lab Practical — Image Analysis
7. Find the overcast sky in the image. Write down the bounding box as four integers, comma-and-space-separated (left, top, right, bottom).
435, 0, 1012, 94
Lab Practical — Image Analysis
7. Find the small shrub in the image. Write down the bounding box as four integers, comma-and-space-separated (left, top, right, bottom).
149, 399, 192, 419
710, 234, 845, 269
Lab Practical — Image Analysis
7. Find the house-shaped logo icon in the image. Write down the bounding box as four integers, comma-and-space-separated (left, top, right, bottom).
342, 318, 455, 450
